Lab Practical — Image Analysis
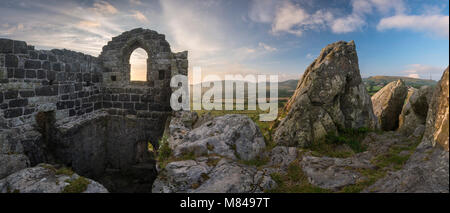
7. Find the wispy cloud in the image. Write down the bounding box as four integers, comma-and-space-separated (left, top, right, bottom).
377, 14, 449, 38
131, 10, 149, 22
90, 1, 118, 15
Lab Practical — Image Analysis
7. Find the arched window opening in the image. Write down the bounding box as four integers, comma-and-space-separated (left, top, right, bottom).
130, 48, 148, 81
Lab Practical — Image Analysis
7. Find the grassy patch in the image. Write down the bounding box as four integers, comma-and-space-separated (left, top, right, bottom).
62, 177, 90, 193
157, 134, 172, 168
266, 161, 332, 193
309, 127, 370, 158
55, 167, 74, 176
240, 155, 269, 168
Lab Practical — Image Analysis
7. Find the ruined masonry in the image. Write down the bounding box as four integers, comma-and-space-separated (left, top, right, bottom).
0, 28, 187, 192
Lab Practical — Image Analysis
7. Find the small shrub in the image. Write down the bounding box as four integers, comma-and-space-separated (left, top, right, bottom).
157, 135, 172, 162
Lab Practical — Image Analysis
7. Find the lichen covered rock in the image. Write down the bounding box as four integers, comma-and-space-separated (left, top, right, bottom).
398, 86, 433, 135
365, 67, 449, 193
152, 112, 275, 193
423, 67, 449, 151
274, 41, 378, 147
0, 164, 108, 193
371, 80, 408, 131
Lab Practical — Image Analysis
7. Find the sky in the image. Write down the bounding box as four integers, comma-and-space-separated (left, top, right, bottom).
0, 0, 448, 81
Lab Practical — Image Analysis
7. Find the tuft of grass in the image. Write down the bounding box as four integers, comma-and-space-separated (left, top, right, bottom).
309, 127, 370, 158
266, 161, 332, 193
157, 134, 172, 168
56, 167, 74, 176
62, 177, 90, 193
240, 155, 269, 168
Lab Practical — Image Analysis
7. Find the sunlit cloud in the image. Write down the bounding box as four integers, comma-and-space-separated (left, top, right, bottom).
131, 11, 149, 22
77, 20, 101, 28
401, 64, 446, 80
91, 1, 118, 15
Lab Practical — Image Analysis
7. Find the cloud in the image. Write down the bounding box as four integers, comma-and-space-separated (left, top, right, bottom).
131, 11, 148, 22
377, 14, 449, 38
77, 20, 101, 28
91, 1, 118, 15
401, 64, 446, 80
258, 42, 277, 52
248, 0, 278, 23
249, 0, 411, 35
270, 1, 333, 36
0, 23, 25, 35
306, 53, 315, 59
331, 14, 366, 33
331, 0, 406, 34
129, 0, 142, 5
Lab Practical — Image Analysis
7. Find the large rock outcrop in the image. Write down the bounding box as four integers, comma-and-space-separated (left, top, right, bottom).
152, 112, 275, 193
365, 67, 449, 193
0, 164, 108, 193
398, 86, 433, 135
423, 67, 449, 151
371, 80, 408, 131
273, 41, 378, 147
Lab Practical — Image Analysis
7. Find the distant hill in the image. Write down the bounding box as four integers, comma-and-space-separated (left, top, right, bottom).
363, 76, 436, 87
363, 76, 437, 96
187, 76, 435, 99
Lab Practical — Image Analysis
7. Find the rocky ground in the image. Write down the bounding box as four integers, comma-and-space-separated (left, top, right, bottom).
152, 42, 448, 193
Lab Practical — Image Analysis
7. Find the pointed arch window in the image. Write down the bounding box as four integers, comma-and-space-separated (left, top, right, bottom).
129, 48, 148, 81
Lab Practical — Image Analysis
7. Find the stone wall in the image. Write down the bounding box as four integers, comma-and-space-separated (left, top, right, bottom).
0, 40, 103, 129
0, 28, 188, 192
0, 28, 188, 129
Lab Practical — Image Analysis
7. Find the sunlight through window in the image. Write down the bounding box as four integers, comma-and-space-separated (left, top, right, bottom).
130, 48, 148, 81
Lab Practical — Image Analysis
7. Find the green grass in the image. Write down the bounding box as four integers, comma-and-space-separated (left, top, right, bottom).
157, 134, 172, 169
62, 177, 90, 193
309, 127, 370, 158
239, 155, 269, 168
55, 167, 75, 176
267, 161, 332, 193
339, 137, 422, 193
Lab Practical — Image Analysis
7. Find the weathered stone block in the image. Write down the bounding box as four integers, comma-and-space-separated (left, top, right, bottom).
24, 60, 41, 69
131, 94, 140, 102
135, 103, 148, 111
94, 102, 102, 110
24, 108, 35, 115
14, 68, 25, 78
0, 39, 14, 53
25, 70, 36, 78
124, 102, 134, 110
19, 90, 35, 98
39, 53, 48, 60
35, 85, 58, 96
42, 61, 50, 70
103, 102, 112, 108
48, 55, 57, 62
119, 94, 130, 102
5, 55, 18, 67
4, 90, 18, 99
52, 63, 61, 71
113, 102, 122, 108
4, 108, 23, 118
29, 51, 38, 59
37, 69, 46, 79
9, 99, 28, 107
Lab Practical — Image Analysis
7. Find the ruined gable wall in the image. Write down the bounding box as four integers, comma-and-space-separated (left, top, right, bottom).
0, 39, 103, 130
